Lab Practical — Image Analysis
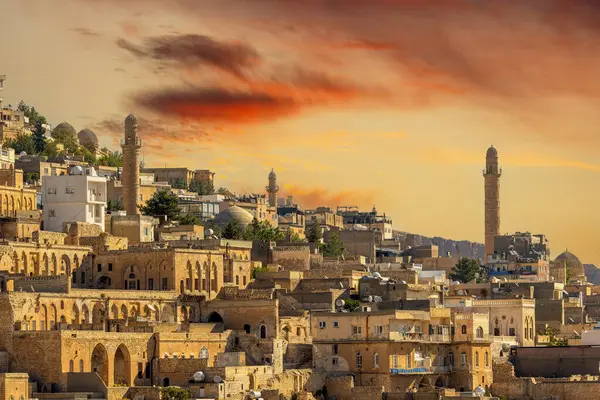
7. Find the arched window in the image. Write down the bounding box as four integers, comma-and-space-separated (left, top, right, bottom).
460, 352, 467, 366
69, 359, 74, 372
475, 351, 479, 367
461, 325, 467, 334
356, 352, 363, 368
199, 347, 209, 359
448, 351, 454, 366
373, 352, 379, 368
80, 359, 84, 372
260, 324, 267, 339
485, 351, 489, 367
406, 354, 411, 368
476, 326, 484, 338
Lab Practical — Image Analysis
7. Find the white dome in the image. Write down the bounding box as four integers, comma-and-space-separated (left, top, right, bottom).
70, 166, 84, 175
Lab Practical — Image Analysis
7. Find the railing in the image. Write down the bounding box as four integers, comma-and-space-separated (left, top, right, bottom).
390, 366, 451, 374
454, 334, 492, 342
389, 332, 451, 342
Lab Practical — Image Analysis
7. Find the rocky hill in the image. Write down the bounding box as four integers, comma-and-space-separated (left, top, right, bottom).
584, 264, 600, 284
394, 231, 485, 261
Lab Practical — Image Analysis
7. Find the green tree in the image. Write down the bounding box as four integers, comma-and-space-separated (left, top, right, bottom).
97, 150, 123, 167
75, 147, 96, 164
541, 326, 567, 347
306, 220, 323, 243
189, 180, 215, 195
139, 189, 181, 221
251, 264, 269, 279
172, 179, 187, 190
51, 122, 79, 152
107, 199, 124, 211
322, 232, 344, 257
566, 267, 572, 284
160, 387, 190, 400
215, 187, 234, 198
451, 257, 482, 283
287, 228, 303, 242
17, 101, 47, 126
243, 218, 285, 241
178, 213, 200, 225
222, 220, 245, 240
42, 141, 64, 159
33, 120, 47, 154
343, 298, 360, 311
4, 132, 36, 155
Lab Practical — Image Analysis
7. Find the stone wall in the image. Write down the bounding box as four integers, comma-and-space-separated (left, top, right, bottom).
271, 246, 310, 271
511, 345, 600, 378
12, 275, 70, 293
32, 231, 67, 245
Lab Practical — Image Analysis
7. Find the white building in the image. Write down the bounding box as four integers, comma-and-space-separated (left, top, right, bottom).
42, 166, 106, 232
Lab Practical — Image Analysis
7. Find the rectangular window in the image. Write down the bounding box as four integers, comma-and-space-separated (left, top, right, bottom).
32, 321, 37, 330
352, 326, 362, 335
333, 321, 339, 328
374, 325, 384, 335
148, 279, 154, 290
49, 210, 56, 217
332, 344, 338, 355
162, 278, 168, 290
97, 264, 102, 272
332, 358, 338, 366
108, 263, 113, 271
47, 187, 56, 194
319, 321, 326, 329
235, 276, 239, 285
243, 276, 247, 285
65, 187, 75, 194
194, 279, 199, 290
509, 328, 516, 336
144, 227, 149, 236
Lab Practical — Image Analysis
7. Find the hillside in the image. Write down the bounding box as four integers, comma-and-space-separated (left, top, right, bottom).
395, 231, 485, 261
584, 264, 600, 284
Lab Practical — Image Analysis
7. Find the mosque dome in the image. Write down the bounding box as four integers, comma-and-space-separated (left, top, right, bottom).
216, 205, 254, 228
555, 249, 585, 281
77, 128, 98, 147
486, 145, 498, 158
53, 122, 77, 137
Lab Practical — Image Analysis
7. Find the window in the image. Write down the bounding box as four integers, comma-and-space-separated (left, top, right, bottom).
352, 326, 362, 335
406, 354, 411, 368
243, 276, 247, 285
199, 347, 209, 359
461, 325, 467, 334
374, 325, 384, 335
144, 228, 149, 236
108, 263, 113, 271
476, 326, 484, 338
449, 352, 454, 366
162, 278, 168, 290
97, 264, 102, 272
373, 352, 379, 368
148, 278, 154, 290
49, 210, 56, 218
332, 344, 338, 355
509, 328, 516, 336
485, 351, 489, 367
332, 358, 338, 366
47, 187, 56, 194
319, 321, 326, 329
333, 321, 339, 328
475, 351, 479, 367
460, 352, 467, 366
356, 352, 362, 368
392, 354, 398, 368
65, 187, 75, 194
236, 276, 239, 285
137, 362, 143, 379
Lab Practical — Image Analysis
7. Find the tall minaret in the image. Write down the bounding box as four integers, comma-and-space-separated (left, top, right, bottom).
266, 169, 279, 207
121, 114, 142, 215
483, 145, 501, 260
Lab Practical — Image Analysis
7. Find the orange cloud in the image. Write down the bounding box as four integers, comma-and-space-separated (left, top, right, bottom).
281, 184, 375, 210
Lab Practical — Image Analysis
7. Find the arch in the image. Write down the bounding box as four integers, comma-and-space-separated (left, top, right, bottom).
144, 305, 154, 320
20, 252, 27, 275
461, 325, 467, 334
114, 344, 131, 386
11, 252, 18, 273
356, 351, 362, 368
162, 377, 170, 387
199, 346, 209, 359
96, 276, 112, 289
130, 305, 139, 319
435, 377, 445, 388
2, 195, 7, 217
188, 306, 196, 322
476, 326, 484, 338
243, 324, 251, 334
373, 352, 379, 368
260, 324, 267, 339
202, 262, 209, 291
16, 199, 21, 211
111, 304, 119, 320
9, 196, 14, 216
51, 254, 58, 275
69, 360, 74, 372
49, 304, 58, 330
72, 304, 80, 325
180, 306, 189, 323
81, 304, 90, 324
161, 304, 174, 323
60, 255, 70, 274
460, 352, 467, 366
79, 359, 84, 372
195, 261, 202, 290
91, 344, 109, 385
282, 325, 290, 341
92, 303, 105, 325
485, 351, 489, 367
186, 261, 193, 291
207, 311, 223, 324
121, 305, 128, 320
73, 254, 79, 270
475, 351, 479, 367
27, 198, 33, 210
211, 262, 218, 292
418, 376, 431, 388
38, 304, 48, 330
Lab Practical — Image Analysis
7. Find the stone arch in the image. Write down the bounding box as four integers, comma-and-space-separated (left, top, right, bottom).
2, 195, 7, 217
111, 304, 119, 320
51, 253, 58, 275
211, 262, 218, 291
121, 305, 128, 320
73, 254, 79, 271
79, 359, 84, 372
91, 343, 109, 385
11, 252, 18, 273
199, 346, 209, 359
161, 304, 175, 323
27, 198, 33, 210
49, 304, 58, 330
187, 261, 193, 291
72, 304, 80, 325
92, 303, 105, 325
16, 199, 21, 211
435, 377, 445, 388
260, 324, 267, 339
96, 276, 112, 289
418, 376, 431, 388
162, 377, 170, 387
130, 305, 139, 319
38, 304, 48, 330
20, 252, 27, 275
202, 262, 209, 291
114, 344, 132, 386
476, 326, 484, 338
188, 306, 197, 322
195, 261, 202, 290
60, 255, 70, 274
42, 253, 49, 276
69, 360, 74, 372
207, 311, 223, 324
9, 196, 14, 216
144, 305, 155, 320
82, 304, 90, 324
180, 306, 189, 323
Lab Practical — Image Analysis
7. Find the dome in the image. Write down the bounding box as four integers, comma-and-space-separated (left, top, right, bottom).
77, 128, 98, 146
555, 249, 585, 280
556, 249, 581, 264
70, 166, 84, 175
269, 168, 276, 179
216, 205, 254, 228
486, 145, 498, 158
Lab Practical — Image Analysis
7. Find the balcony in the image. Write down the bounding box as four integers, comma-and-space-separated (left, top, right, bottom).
389, 332, 451, 343
390, 366, 450, 375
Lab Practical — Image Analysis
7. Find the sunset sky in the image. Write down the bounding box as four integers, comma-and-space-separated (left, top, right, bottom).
2, 0, 600, 264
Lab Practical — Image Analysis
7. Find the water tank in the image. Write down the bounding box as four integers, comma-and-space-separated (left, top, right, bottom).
192, 371, 205, 382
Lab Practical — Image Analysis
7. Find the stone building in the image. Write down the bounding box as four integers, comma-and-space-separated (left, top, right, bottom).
554, 249, 586, 284
140, 167, 215, 188
0, 169, 37, 218
121, 114, 141, 216
483, 145, 501, 260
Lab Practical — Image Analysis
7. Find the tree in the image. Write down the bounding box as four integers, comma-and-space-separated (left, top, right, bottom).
139, 189, 181, 221
107, 199, 124, 211
97, 150, 123, 167
215, 187, 234, 198
286, 228, 303, 242
75, 146, 96, 164
4, 132, 36, 155
222, 220, 245, 240
42, 141, 64, 159
566, 267, 572, 284
160, 387, 190, 400
189, 180, 215, 195
343, 298, 360, 311
33, 120, 47, 154
451, 257, 482, 283
17, 101, 47, 126
178, 213, 200, 225
541, 326, 567, 347
243, 218, 285, 241
322, 232, 344, 257
172, 179, 187, 190
306, 220, 323, 243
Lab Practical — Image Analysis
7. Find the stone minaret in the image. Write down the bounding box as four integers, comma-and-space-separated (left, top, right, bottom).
121, 114, 142, 215
483, 145, 501, 260
266, 169, 279, 207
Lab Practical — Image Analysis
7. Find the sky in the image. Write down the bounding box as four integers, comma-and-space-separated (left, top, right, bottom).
2, 0, 600, 265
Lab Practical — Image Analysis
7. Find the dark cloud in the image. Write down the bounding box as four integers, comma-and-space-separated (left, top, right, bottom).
116, 34, 260, 79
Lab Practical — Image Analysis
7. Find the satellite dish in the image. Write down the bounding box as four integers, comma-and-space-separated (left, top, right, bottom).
335, 299, 345, 307
213, 376, 222, 383
192, 371, 205, 382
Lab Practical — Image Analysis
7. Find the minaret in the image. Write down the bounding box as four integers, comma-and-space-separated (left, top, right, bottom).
121, 114, 142, 215
483, 145, 501, 260
266, 169, 279, 207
